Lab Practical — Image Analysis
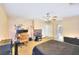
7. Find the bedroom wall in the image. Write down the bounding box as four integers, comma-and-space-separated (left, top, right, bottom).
8, 16, 53, 40
62, 16, 79, 38
8, 17, 32, 40
0, 5, 9, 41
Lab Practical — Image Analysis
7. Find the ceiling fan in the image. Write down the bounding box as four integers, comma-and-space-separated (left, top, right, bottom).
42, 12, 57, 24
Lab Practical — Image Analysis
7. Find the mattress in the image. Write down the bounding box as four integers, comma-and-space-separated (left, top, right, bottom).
32, 40, 79, 55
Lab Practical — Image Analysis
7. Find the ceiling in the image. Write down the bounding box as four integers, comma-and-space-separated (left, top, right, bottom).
2, 3, 79, 19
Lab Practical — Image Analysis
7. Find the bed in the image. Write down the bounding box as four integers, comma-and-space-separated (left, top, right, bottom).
0, 39, 12, 55
32, 40, 79, 55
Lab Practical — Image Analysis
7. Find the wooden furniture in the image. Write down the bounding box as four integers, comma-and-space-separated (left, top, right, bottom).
16, 30, 29, 43
19, 32, 29, 43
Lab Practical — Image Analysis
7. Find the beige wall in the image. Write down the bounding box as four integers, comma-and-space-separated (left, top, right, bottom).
0, 5, 9, 40
8, 16, 54, 40
0, 4, 79, 41
8, 17, 46, 39
62, 16, 79, 38
9, 17, 32, 39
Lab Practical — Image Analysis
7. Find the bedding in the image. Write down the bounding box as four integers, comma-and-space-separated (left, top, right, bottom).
0, 39, 12, 55
32, 40, 79, 55
64, 37, 79, 45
